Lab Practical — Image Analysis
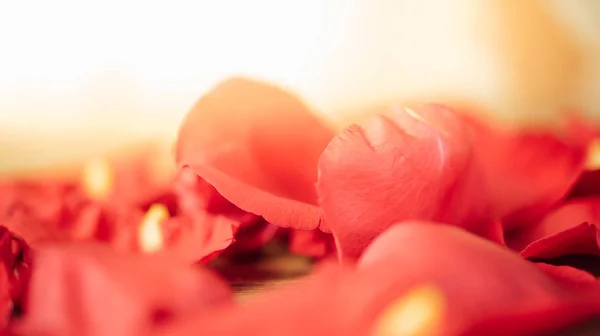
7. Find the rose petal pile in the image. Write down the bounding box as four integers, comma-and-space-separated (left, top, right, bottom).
1, 77, 600, 335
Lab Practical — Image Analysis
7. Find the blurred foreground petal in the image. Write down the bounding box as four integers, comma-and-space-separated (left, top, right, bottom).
158, 223, 600, 336
13, 243, 232, 336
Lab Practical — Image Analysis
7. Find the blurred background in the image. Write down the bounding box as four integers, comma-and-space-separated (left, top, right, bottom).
1, 0, 599, 174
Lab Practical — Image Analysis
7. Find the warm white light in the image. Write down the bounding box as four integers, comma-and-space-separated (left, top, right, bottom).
0, 0, 328, 133
372, 284, 445, 336
138, 203, 168, 253
82, 157, 113, 200
1, 0, 599, 145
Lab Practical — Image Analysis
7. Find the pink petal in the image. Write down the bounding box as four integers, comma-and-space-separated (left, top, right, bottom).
289, 229, 336, 259
175, 78, 334, 231
465, 116, 587, 230
535, 263, 598, 287
158, 223, 600, 336
317, 104, 495, 259
13, 243, 232, 336
358, 223, 600, 336
162, 213, 237, 264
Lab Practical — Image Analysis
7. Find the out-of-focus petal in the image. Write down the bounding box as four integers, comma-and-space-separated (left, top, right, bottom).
222, 221, 280, 255
289, 229, 336, 259
172, 167, 260, 225
159, 223, 600, 336
0, 266, 11, 331
465, 116, 587, 230
535, 263, 598, 287
507, 198, 600, 261
175, 78, 334, 231
317, 104, 495, 259
12, 243, 232, 336
70, 203, 145, 252
568, 170, 600, 199
358, 223, 600, 336
0, 226, 32, 329
162, 213, 237, 264
0, 180, 85, 245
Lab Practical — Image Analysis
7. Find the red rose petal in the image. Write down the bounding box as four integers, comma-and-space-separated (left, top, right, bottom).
465, 116, 587, 230
0, 266, 11, 331
289, 229, 336, 259
13, 243, 232, 336
461, 302, 600, 336
70, 203, 145, 251
317, 104, 495, 259
358, 223, 600, 336
0, 179, 83, 224
0, 180, 85, 246
535, 263, 598, 287
160, 223, 600, 336
0, 226, 32, 329
223, 220, 280, 254
162, 213, 237, 264
507, 198, 600, 261
520, 223, 600, 261
175, 78, 334, 231
568, 170, 600, 199
153, 262, 353, 336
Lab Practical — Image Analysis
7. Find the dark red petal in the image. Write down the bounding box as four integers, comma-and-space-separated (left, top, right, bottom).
0, 267, 11, 331
465, 116, 587, 230
568, 170, 600, 199
175, 78, 334, 231
317, 104, 495, 259
506, 198, 600, 260
160, 223, 600, 336
520, 223, 600, 261
13, 243, 232, 336
0, 226, 32, 328
223, 221, 280, 255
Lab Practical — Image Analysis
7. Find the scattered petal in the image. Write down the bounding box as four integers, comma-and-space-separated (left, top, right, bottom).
535, 263, 597, 287
289, 229, 336, 259
506, 198, 600, 262
175, 78, 334, 231
317, 104, 494, 259
465, 115, 587, 229
359, 223, 600, 336
13, 243, 233, 336
568, 170, 600, 199
159, 223, 600, 336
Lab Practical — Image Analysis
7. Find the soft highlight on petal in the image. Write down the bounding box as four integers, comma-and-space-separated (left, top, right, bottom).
175, 78, 334, 231
317, 104, 494, 259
